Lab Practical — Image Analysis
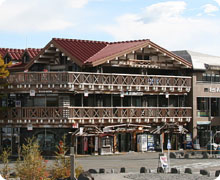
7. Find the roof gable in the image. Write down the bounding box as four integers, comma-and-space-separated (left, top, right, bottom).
86, 39, 149, 65
86, 39, 192, 69
22, 38, 192, 71
52, 38, 108, 64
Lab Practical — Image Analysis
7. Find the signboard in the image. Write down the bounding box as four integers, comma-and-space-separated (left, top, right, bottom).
27, 124, 33, 131
15, 101, 21, 107
160, 155, 168, 168
79, 127, 84, 135
72, 123, 78, 128
197, 121, 211, 125
147, 135, 155, 150
30, 90, 35, 96
95, 136, 98, 152
167, 139, 171, 150
124, 92, 143, 96
209, 87, 220, 93
103, 127, 111, 132
186, 133, 193, 149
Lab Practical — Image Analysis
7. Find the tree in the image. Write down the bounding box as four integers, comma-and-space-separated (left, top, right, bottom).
50, 135, 84, 179
0, 148, 11, 179
15, 138, 49, 180
0, 55, 12, 122
0, 55, 11, 79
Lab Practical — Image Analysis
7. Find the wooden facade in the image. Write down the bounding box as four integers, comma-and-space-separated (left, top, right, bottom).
0, 38, 193, 153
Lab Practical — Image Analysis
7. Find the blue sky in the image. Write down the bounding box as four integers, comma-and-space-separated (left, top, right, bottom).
0, 0, 220, 56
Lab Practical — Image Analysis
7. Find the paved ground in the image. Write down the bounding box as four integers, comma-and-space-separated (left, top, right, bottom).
1, 151, 220, 179
74, 151, 220, 175
92, 173, 216, 180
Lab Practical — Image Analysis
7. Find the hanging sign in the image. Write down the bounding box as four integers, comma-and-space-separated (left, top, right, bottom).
72, 123, 78, 128
30, 90, 35, 96
27, 124, 33, 131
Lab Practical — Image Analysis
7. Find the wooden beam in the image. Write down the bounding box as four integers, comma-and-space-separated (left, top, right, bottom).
45, 49, 56, 53
40, 55, 54, 59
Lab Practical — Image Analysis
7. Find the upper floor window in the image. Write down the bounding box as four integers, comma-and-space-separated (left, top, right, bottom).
136, 54, 150, 60
201, 73, 220, 83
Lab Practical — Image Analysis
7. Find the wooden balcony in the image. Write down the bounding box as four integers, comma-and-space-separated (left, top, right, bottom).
3, 72, 191, 93
0, 107, 192, 126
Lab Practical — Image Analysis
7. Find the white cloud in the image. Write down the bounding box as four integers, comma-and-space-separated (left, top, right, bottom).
0, 0, 5, 5
214, 0, 220, 6
100, 1, 220, 56
142, 1, 186, 21
0, 0, 92, 32
202, 4, 219, 13
68, 0, 89, 8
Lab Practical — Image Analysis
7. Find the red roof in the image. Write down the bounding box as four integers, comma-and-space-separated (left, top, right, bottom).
3, 38, 192, 70
25, 48, 42, 59
0, 48, 41, 61
0, 48, 9, 58
86, 39, 149, 63
53, 38, 108, 63
52, 38, 151, 65
6, 49, 25, 60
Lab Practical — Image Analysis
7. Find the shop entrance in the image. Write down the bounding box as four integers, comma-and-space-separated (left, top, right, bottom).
117, 133, 131, 152
151, 123, 188, 150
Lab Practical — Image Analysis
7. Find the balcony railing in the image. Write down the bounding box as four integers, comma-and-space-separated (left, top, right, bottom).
0, 107, 192, 125
4, 72, 191, 93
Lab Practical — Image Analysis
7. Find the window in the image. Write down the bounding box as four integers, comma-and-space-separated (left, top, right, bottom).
46, 97, 58, 107
201, 73, 220, 83
23, 54, 30, 63
144, 55, 150, 60
204, 88, 209, 92
159, 96, 168, 107
103, 95, 111, 107
197, 97, 209, 117
4, 57, 11, 64
136, 54, 150, 60
137, 54, 142, 60
146, 95, 157, 107
169, 96, 178, 107
216, 74, 220, 82
60, 54, 67, 65
34, 97, 45, 107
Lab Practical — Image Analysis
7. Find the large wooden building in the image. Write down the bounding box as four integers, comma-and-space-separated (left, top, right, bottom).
0, 38, 192, 154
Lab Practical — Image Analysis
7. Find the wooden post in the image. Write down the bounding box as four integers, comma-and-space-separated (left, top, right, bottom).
70, 147, 76, 180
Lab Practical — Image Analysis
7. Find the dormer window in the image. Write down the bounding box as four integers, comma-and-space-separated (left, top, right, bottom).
4, 56, 11, 64
23, 54, 30, 63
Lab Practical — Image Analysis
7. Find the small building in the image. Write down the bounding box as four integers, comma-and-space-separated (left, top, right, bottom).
173, 50, 220, 147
